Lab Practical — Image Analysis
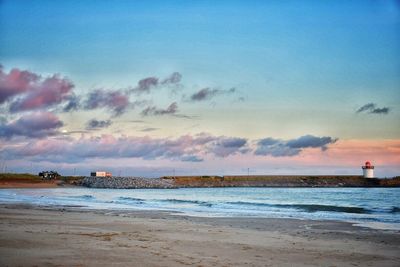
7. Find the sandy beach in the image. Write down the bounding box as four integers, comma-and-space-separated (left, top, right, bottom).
0, 204, 399, 267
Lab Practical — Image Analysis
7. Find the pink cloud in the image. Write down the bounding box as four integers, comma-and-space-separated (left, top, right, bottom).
83, 89, 130, 116
1, 133, 249, 162
9, 74, 74, 112
0, 112, 63, 139
0, 66, 39, 104
2, 134, 399, 176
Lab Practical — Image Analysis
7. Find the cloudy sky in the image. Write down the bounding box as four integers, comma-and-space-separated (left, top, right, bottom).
1, 0, 399, 177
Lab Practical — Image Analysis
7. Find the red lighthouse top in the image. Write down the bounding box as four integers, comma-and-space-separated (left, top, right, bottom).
362, 161, 374, 169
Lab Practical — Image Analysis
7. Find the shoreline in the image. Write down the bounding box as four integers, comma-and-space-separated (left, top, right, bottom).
1, 204, 400, 266
1, 173, 399, 189
2, 202, 400, 232
2, 182, 400, 189
2, 185, 400, 189
1, 187, 399, 232
1, 201, 399, 231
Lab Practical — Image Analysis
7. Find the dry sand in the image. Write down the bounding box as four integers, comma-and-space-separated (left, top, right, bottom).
0, 181, 62, 188
0, 204, 399, 267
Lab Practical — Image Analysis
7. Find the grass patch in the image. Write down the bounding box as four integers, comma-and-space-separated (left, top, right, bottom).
0, 173, 84, 184
0, 173, 42, 182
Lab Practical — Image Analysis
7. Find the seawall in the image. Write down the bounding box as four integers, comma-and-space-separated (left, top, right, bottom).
163, 175, 400, 188
81, 175, 400, 189
81, 176, 176, 189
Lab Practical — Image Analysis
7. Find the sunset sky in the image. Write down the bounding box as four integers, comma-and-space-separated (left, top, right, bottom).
1, 0, 399, 177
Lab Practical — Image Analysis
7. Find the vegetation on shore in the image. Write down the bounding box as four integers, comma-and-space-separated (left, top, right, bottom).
1, 173, 399, 188
0, 173, 43, 183
0, 173, 84, 186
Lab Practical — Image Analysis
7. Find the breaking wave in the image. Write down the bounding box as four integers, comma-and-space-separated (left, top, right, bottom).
390, 207, 400, 213
162, 199, 213, 207
68, 195, 95, 200
1, 187, 398, 230
227, 201, 370, 214
117, 197, 144, 203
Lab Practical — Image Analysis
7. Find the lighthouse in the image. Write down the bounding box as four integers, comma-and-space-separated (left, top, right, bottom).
362, 161, 374, 178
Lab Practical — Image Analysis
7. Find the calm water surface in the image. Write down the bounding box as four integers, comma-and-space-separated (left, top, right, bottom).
1, 187, 399, 230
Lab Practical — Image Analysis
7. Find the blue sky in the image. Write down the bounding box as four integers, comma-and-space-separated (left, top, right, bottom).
0, 0, 399, 176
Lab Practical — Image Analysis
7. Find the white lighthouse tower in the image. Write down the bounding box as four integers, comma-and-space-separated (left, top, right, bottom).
362, 161, 374, 178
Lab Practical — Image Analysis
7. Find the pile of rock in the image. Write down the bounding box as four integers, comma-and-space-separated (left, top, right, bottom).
81, 176, 176, 189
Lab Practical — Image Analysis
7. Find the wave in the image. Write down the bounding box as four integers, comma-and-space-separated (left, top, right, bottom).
227, 201, 370, 214
68, 195, 95, 200
117, 197, 144, 203
162, 199, 213, 207
390, 207, 400, 213
286, 204, 370, 214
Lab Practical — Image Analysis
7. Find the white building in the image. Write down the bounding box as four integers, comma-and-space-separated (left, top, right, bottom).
90, 171, 112, 177
362, 161, 374, 178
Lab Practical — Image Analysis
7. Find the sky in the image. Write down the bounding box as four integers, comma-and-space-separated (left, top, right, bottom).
0, 0, 399, 177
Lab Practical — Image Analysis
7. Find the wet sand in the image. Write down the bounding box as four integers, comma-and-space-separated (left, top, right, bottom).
0, 204, 399, 267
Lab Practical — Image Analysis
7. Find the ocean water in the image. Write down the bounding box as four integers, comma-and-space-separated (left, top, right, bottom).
0, 187, 399, 230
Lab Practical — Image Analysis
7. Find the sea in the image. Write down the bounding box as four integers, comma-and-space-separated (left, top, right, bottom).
0, 187, 399, 230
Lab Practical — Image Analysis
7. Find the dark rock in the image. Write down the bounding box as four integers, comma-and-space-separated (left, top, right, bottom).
81, 176, 176, 189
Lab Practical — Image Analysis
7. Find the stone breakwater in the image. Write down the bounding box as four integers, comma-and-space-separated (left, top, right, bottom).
80, 176, 400, 189
81, 176, 176, 189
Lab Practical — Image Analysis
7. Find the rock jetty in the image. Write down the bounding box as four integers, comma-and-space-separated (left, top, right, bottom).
80, 175, 400, 189
164, 175, 400, 188
81, 176, 176, 189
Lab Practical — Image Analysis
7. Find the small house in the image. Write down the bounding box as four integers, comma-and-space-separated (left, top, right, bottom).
90, 171, 112, 177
